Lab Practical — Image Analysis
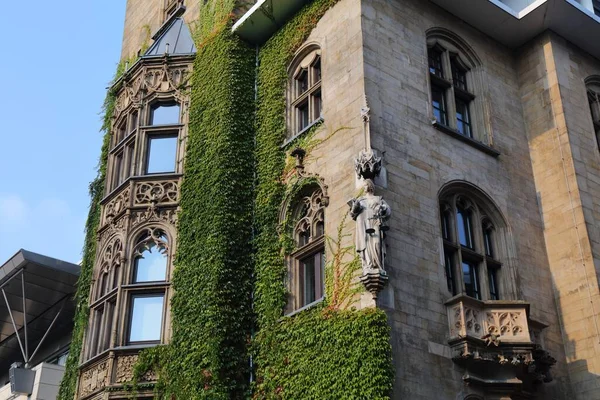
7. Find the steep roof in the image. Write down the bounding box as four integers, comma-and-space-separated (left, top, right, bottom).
144, 17, 196, 57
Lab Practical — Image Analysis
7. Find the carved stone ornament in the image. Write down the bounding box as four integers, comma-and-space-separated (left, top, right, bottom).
355, 149, 382, 181
103, 188, 131, 225
115, 354, 157, 384
134, 180, 179, 206
79, 361, 109, 397
131, 205, 178, 230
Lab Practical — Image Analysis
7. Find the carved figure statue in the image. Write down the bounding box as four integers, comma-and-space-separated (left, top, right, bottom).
349, 179, 391, 273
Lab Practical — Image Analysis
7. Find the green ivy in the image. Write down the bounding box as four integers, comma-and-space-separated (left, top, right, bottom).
57, 63, 121, 400
252, 0, 394, 398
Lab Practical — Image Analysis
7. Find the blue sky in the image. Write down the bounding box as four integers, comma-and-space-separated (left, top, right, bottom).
0, 1, 126, 263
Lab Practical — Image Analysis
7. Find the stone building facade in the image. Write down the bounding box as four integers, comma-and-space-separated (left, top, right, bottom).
67, 0, 600, 399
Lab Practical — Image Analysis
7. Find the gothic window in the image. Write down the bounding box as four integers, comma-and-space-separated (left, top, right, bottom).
146, 135, 178, 174
126, 228, 171, 345
286, 187, 326, 313
287, 46, 323, 139
586, 78, 600, 149
439, 187, 503, 301
426, 29, 489, 145
149, 102, 180, 126
86, 238, 122, 360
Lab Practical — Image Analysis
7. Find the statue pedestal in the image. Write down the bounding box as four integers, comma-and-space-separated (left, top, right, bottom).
360, 270, 388, 299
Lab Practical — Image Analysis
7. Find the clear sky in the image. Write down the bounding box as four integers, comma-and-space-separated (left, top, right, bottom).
0, 1, 126, 264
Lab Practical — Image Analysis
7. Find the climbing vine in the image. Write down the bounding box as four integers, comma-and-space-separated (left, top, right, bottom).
57, 62, 122, 400
252, 0, 394, 398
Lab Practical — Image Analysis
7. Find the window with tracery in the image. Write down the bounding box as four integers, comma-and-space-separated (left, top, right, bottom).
440, 190, 503, 301
86, 238, 122, 360
288, 46, 322, 139
127, 228, 170, 344
426, 29, 489, 145
286, 187, 326, 313
107, 99, 182, 192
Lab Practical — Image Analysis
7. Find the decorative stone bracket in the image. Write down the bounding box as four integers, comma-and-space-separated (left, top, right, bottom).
445, 295, 556, 395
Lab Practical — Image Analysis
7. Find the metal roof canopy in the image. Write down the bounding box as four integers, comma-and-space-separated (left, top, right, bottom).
144, 17, 197, 57
0, 250, 79, 371
232, 0, 312, 45
429, 0, 600, 60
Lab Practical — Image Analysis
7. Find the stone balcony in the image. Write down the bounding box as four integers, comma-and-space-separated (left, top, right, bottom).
445, 295, 556, 396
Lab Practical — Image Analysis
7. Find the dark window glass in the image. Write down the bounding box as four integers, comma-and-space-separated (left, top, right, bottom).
313, 58, 321, 83
125, 143, 135, 178
298, 101, 310, 132
134, 242, 168, 282
146, 135, 177, 174
457, 207, 474, 249
300, 251, 324, 307
130, 110, 139, 132
456, 98, 472, 138
129, 295, 164, 343
432, 86, 447, 125
113, 153, 124, 189
462, 261, 480, 299
594, 0, 600, 15
297, 69, 309, 96
452, 62, 468, 91
489, 267, 499, 300
483, 227, 494, 258
315, 220, 324, 238
445, 253, 456, 295
313, 91, 322, 120
92, 306, 104, 356
150, 103, 180, 125
441, 209, 451, 240
428, 47, 444, 77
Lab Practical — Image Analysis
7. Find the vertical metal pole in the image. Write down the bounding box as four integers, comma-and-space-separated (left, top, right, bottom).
21, 273, 28, 362
1, 288, 26, 363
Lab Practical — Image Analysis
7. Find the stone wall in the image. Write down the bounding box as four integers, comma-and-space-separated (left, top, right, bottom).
518, 31, 600, 400
361, 0, 570, 397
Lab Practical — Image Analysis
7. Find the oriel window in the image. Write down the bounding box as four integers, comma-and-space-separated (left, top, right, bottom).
288, 48, 323, 138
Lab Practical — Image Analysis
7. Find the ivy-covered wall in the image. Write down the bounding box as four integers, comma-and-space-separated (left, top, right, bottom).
60, 1, 393, 399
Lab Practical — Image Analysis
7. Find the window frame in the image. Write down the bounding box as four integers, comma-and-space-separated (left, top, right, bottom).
126, 292, 166, 345
285, 187, 327, 314
287, 46, 323, 140
144, 132, 179, 175
440, 194, 503, 301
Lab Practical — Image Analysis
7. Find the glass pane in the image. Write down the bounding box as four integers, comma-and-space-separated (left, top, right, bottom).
297, 69, 308, 96
489, 268, 499, 300
129, 295, 164, 342
150, 104, 180, 125
313, 92, 322, 120
134, 242, 167, 282
441, 210, 451, 240
444, 253, 455, 295
456, 99, 472, 138
457, 208, 473, 248
298, 102, 309, 131
462, 262, 479, 299
301, 256, 316, 306
146, 136, 177, 174
428, 48, 443, 77
452, 62, 468, 91
313, 58, 321, 83
130, 110, 139, 132
431, 87, 447, 125
484, 228, 494, 258
114, 153, 123, 188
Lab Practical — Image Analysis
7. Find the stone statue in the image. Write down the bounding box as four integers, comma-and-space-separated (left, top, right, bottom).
349, 179, 391, 273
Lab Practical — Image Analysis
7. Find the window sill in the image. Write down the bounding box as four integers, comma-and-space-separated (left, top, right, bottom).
284, 297, 325, 318
281, 117, 324, 149
433, 122, 500, 157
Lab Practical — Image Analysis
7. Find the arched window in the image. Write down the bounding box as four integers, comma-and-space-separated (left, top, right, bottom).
426, 29, 488, 144
286, 187, 326, 313
133, 230, 169, 282
439, 184, 505, 301
126, 228, 171, 345
586, 76, 600, 147
287, 45, 322, 139
87, 238, 122, 360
